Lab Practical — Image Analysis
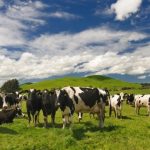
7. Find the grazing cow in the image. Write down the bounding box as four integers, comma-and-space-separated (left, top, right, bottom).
26, 89, 42, 127
0, 107, 20, 124
55, 86, 109, 129
109, 94, 122, 118
135, 94, 150, 116
41, 89, 58, 127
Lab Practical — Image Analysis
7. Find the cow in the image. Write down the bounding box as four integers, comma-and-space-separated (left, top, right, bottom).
0, 106, 20, 124
0, 92, 25, 117
109, 94, 122, 118
126, 94, 135, 105
135, 94, 150, 116
41, 89, 58, 128
26, 89, 42, 127
55, 86, 109, 129
77, 88, 110, 122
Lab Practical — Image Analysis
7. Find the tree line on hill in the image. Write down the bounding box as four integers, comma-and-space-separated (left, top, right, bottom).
0, 79, 19, 93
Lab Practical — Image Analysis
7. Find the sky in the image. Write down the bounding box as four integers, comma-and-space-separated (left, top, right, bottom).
0, 0, 150, 85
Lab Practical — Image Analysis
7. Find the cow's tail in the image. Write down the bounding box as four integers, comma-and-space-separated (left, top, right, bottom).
109, 99, 112, 117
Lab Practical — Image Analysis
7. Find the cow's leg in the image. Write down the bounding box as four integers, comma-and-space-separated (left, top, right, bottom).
147, 106, 150, 116
98, 108, 105, 128
114, 108, 117, 118
27, 111, 31, 127
135, 105, 138, 115
137, 107, 140, 115
118, 108, 122, 119
68, 113, 73, 129
62, 115, 67, 129
44, 115, 48, 128
69, 114, 73, 124
109, 104, 112, 117
51, 111, 56, 126
116, 109, 118, 119
37, 112, 40, 124
34, 111, 39, 127
78, 112, 82, 122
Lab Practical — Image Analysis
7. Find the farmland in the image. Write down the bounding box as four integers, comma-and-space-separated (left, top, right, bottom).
0, 75, 150, 150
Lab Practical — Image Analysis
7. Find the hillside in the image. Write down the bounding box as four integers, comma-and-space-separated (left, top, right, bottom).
20, 75, 147, 94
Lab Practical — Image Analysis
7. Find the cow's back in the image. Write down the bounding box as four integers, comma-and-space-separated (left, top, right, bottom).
63, 87, 103, 113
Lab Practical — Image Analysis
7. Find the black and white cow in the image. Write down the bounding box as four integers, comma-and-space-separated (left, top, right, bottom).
0, 92, 25, 117
126, 94, 135, 105
135, 94, 150, 116
78, 88, 110, 122
0, 107, 20, 124
26, 89, 42, 127
109, 94, 122, 118
41, 89, 58, 127
55, 86, 109, 129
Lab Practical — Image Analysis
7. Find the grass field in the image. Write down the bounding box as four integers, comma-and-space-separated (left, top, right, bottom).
21, 75, 148, 94
1, 102, 150, 150
0, 75, 150, 150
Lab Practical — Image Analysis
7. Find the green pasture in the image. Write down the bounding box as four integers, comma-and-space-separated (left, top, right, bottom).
21, 75, 147, 94
0, 75, 150, 150
1, 102, 150, 150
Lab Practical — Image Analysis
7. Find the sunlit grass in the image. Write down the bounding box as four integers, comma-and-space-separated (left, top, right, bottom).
1, 101, 150, 150
1, 75, 150, 150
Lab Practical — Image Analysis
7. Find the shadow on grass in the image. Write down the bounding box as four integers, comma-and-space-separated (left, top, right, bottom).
0, 127, 18, 135
37, 122, 63, 128
122, 116, 133, 120
72, 121, 124, 140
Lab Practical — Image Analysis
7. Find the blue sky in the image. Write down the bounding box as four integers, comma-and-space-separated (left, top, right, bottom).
0, 0, 150, 85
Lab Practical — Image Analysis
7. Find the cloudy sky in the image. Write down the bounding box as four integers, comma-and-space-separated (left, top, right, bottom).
0, 0, 150, 85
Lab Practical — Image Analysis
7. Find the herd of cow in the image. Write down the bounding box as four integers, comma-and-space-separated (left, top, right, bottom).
0, 86, 150, 129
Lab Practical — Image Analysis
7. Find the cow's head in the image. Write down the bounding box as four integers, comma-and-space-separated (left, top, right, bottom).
2, 93, 8, 109
28, 89, 37, 101
100, 88, 110, 105
56, 89, 70, 110
119, 92, 128, 102
42, 89, 50, 100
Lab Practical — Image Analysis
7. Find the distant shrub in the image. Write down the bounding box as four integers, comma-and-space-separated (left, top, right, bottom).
121, 87, 132, 90
141, 83, 150, 89
1, 79, 19, 93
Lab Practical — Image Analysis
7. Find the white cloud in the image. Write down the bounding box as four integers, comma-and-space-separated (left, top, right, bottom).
29, 27, 147, 57
0, 26, 148, 86
111, 0, 142, 20
0, 0, 4, 7
138, 75, 146, 79
49, 11, 80, 20
95, 7, 113, 16
6, 1, 47, 25
0, 0, 48, 47
0, 1, 149, 86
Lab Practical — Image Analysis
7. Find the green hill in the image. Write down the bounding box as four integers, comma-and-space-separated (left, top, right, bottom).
20, 75, 148, 94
